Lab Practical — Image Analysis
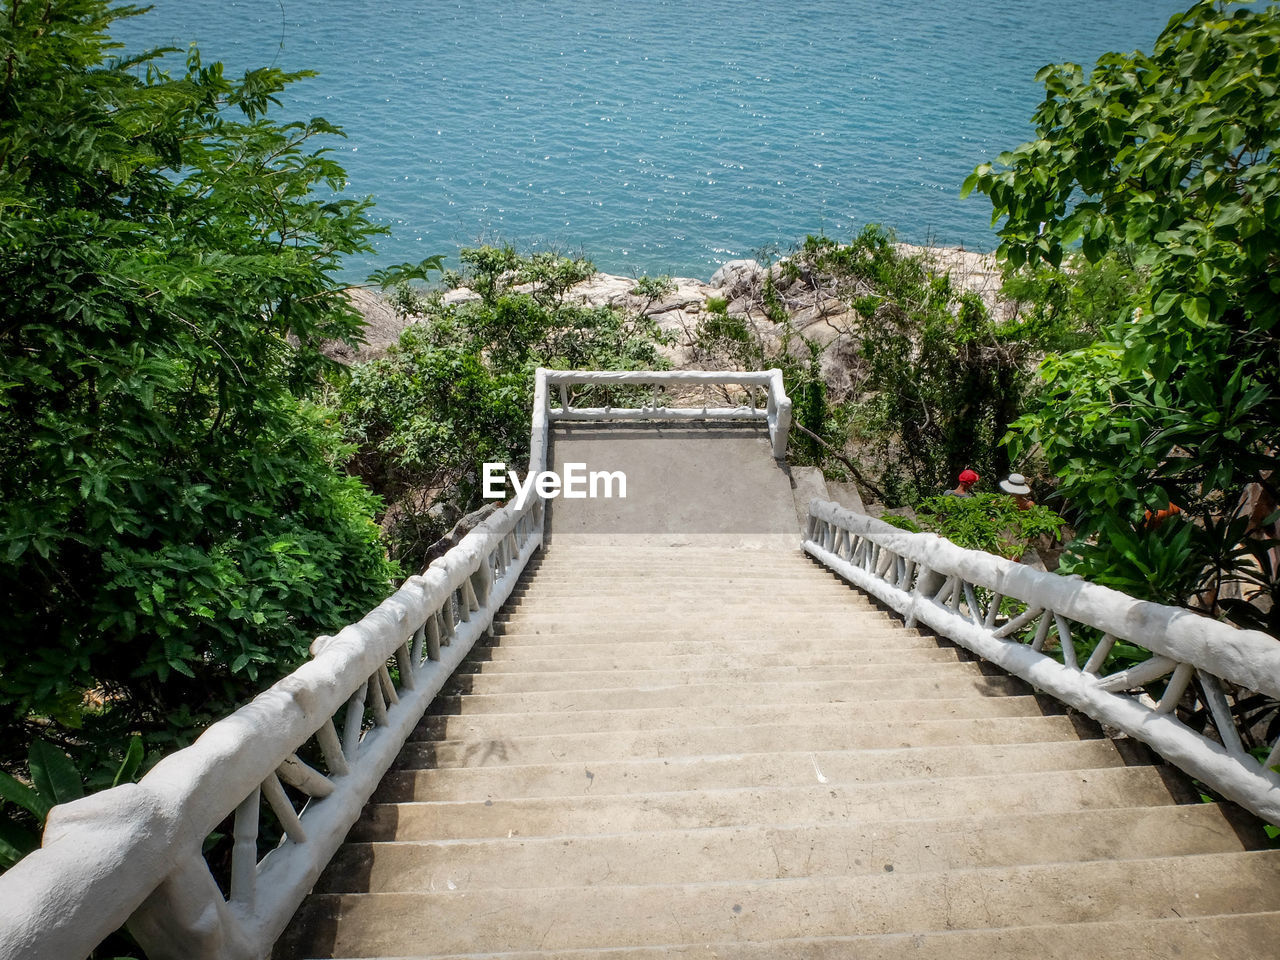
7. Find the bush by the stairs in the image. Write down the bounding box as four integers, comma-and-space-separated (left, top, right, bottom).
912, 494, 1065, 561
0, 2, 400, 783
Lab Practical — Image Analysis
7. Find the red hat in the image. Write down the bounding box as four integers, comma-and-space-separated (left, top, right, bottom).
958, 469, 979, 485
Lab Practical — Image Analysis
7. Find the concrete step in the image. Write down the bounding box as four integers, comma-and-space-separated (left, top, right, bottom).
518, 565, 839, 580
514, 575, 849, 588
493, 609, 883, 630
292, 913, 1280, 960
274, 850, 1280, 957
789, 464, 830, 532
478, 632, 941, 654
397, 713, 1092, 769
354, 765, 1183, 843
317, 803, 1243, 894
378, 739, 1128, 803
416, 673, 1026, 717
503, 589, 865, 608
456, 645, 965, 674
441, 659, 991, 695
526, 545, 809, 557
414, 695, 1058, 741
510, 576, 861, 593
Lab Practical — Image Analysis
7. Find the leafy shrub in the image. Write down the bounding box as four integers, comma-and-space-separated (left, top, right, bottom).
630, 274, 675, 305
974, 1, 1280, 631
0, 3, 401, 784
916, 493, 1065, 559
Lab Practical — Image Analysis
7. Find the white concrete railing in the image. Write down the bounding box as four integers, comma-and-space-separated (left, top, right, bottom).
0, 377, 554, 960
543, 368, 792, 459
805, 499, 1280, 824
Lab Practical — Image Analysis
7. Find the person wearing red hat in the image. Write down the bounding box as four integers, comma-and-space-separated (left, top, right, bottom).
945, 469, 979, 497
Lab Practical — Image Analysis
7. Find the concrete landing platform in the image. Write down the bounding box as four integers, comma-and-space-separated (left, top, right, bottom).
544, 423, 797, 547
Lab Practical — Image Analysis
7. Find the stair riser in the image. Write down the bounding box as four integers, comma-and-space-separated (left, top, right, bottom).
376, 740, 1126, 803
415, 695, 1054, 741
400, 714, 1088, 769
422, 675, 1025, 716
320, 803, 1240, 894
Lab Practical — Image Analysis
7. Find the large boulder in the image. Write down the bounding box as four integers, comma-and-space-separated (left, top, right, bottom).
708, 259, 765, 299
324, 287, 411, 364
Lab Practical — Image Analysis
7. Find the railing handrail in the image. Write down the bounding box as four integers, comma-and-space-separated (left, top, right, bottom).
543, 369, 777, 386
809, 500, 1280, 699
541, 368, 792, 459
804, 498, 1280, 824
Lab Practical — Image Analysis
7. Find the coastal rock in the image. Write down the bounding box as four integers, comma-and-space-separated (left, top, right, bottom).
327, 287, 413, 363
895, 243, 1010, 319
441, 287, 482, 306
567, 273, 636, 308
709, 259, 765, 298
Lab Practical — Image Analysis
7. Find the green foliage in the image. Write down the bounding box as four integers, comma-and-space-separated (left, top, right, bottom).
688, 271, 829, 464
0, 2, 401, 782
1057, 512, 1201, 605
999, 251, 1144, 348
971, 1, 1280, 629
876, 513, 922, 533
801, 227, 1059, 502
916, 493, 1065, 559
630, 274, 675, 307
345, 248, 672, 570
964, 1, 1280, 326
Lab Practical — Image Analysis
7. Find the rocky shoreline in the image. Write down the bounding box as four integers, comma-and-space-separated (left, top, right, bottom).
340, 243, 1010, 365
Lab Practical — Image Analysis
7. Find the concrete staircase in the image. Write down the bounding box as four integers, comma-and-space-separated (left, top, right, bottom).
274, 540, 1280, 960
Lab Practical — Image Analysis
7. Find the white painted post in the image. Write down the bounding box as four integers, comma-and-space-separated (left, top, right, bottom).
261, 773, 306, 844
426, 613, 442, 661
230, 788, 260, 905
315, 719, 349, 778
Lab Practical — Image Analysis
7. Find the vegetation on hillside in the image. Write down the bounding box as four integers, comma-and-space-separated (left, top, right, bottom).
688, 227, 1122, 507
966, 0, 1280, 631
340, 246, 672, 571
0, 0, 412, 859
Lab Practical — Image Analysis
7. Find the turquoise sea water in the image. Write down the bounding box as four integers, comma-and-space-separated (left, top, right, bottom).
112, 1, 1191, 281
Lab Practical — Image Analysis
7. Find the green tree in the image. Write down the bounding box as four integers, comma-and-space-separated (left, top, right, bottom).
965, 0, 1280, 628
342, 247, 672, 570
793, 229, 1068, 503
0, 1, 402, 773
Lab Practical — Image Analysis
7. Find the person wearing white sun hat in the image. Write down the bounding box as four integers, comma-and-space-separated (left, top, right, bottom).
999, 473, 1035, 510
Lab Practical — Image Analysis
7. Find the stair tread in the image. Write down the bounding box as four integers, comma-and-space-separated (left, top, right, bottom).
401, 714, 1092, 768
316, 803, 1248, 894
443, 660, 992, 694
353, 765, 1182, 842
460, 647, 964, 673
378, 739, 1129, 802
276, 850, 1280, 957
284, 912, 1280, 960
411, 674, 1028, 716
416, 695, 1058, 740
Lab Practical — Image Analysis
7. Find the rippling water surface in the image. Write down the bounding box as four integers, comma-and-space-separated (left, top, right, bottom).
113, 1, 1189, 280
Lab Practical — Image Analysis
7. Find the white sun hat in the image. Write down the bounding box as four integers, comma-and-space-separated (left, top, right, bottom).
1000, 473, 1032, 495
